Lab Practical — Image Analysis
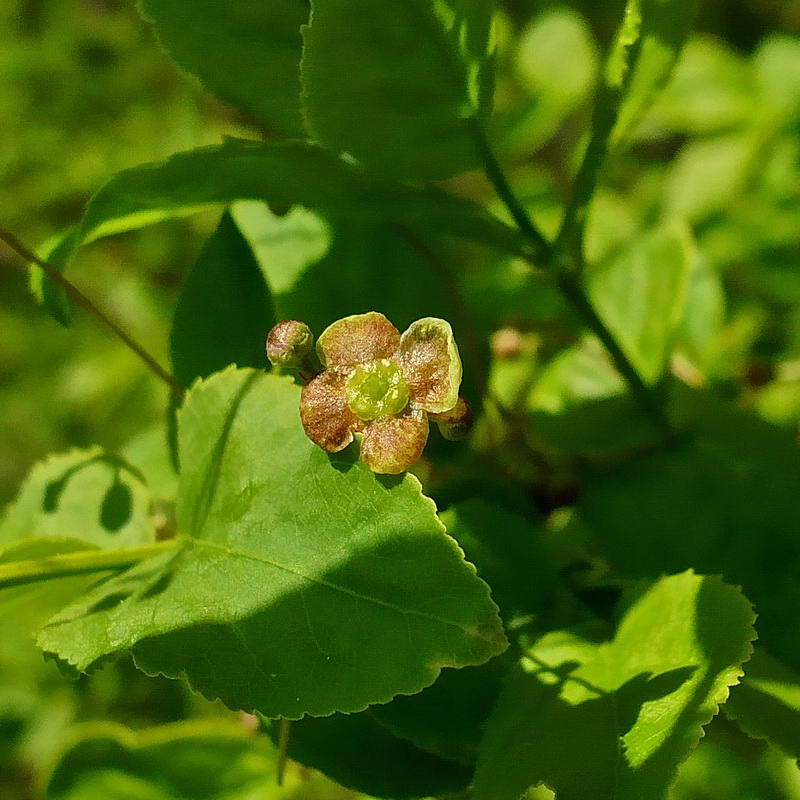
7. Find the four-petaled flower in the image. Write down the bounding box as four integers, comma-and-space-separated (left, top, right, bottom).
299, 312, 466, 474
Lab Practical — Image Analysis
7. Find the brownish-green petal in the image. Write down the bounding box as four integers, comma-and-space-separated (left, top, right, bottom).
316, 312, 400, 367
399, 318, 462, 414
300, 368, 359, 453
360, 408, 429, 475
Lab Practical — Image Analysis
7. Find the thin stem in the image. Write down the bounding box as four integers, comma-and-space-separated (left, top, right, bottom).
276, 718, 291, 786
0, 227, 185, 400
472, 126, 671, 437
0, 540, 180, 590
557, 271, 672, 437
467, 118, 550, 262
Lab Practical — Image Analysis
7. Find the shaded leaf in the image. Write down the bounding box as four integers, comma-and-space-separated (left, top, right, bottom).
266, 710, 472, 798
138, 0, 309, 135
170, 211, 274, 389
301, 0, 495, 180
473, 572, 755, 800
39, 139, 523, 322
725, 647, 800, 759
578, 400, 800, 669
37, 370, 507, 718
46, 720, 275, 800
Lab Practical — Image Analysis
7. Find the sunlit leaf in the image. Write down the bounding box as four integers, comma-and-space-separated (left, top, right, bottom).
138, 0, 309, 135
473, 571, 755, 800
301, 0, 495, 179
36, 370, 507, 718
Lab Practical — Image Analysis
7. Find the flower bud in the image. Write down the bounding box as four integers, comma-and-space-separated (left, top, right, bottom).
266, 320, 314, 369
432, 397, 473, 441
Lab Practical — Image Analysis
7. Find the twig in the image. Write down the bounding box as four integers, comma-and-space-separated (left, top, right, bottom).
0, 227, 185, 400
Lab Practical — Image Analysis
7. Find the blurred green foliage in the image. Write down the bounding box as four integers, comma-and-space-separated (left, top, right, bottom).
4, 0, 800, 798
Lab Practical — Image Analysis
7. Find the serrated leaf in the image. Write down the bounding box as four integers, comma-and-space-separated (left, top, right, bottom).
265, 710, 473, 797
170, 211, 275, 389
473, 571, 755, 800
39, 139, 523, 323
612, 0, 701, 146
578, 399, 800, 670
588, 221, 695, 384
36, 370, 507, 718
46, 721, 275, 800
725, 647, 800, 759
137, 0, 309, 136
301, 0, 495, 180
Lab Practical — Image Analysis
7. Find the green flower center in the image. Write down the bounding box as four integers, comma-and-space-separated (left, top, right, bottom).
345, 359, 410, 421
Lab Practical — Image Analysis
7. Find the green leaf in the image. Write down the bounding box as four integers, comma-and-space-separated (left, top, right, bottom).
473, 571, 755, 800
301, 0, 495, 179
170, 211, 275, 389
370, 656, 506, 766
0, 448, 155, 551
36, 369, 507, 718
510, 8, 598, 153
578, 399, 800, 670
46, 721, 275, 800
439, 499, 557, 625
725, 647, 800, 759
39, 139, 523, 322
265, 710, 473, 797
612, 0, 701, 146
587, 220, 695, 384
232, 202, 461, 333
137, 0, 309, 136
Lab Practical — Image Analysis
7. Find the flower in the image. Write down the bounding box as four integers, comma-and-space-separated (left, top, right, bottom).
298, 312, 467, 474
265, 320, 314, 368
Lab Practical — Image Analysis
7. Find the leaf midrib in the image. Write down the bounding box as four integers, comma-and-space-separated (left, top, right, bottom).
189, 537, 491, 639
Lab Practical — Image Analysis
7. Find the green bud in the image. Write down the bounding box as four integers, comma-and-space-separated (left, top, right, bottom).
432, 397, 473, 441
345, 358, 410, 421
266, 321, 314, 369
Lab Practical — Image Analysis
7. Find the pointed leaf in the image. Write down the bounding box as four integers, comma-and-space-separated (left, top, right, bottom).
301, 0, 495, 179
138, 0, 309, 136
39, 140, 523, 322
36, 370, 507, 718
170, 211, 275, 388
473, 572, 755, 800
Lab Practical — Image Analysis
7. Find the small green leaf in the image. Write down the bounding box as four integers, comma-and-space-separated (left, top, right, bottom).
473, 571, 755, 800
301, 0, 495, 179
36, 370, 507, 718
137, 0, 309, 136
265, 710, 473, 797
170, 211, 275, 389
725, 647, 800, 759
612, 0, 701, 146
0, 448, 155, 551
588, 220, 696, 384
46, 720, 275, 800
